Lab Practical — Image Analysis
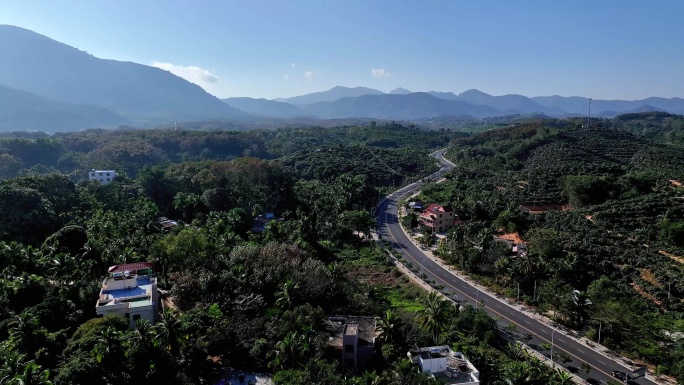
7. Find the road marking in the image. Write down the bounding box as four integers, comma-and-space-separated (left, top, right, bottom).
577, 349, 585, 354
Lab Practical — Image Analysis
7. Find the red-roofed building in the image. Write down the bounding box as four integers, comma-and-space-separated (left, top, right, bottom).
107, 262, 154, 275
418, 204, 456, 233
97, 262, 158, 329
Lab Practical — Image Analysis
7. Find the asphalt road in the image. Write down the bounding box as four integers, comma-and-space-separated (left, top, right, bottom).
375, 149, 652, 385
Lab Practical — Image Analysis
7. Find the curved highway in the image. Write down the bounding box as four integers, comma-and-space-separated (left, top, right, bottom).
376, 149, 653, 385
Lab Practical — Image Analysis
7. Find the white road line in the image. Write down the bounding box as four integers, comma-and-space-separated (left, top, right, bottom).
577, 349, 585, 354
598, 360, 607, 366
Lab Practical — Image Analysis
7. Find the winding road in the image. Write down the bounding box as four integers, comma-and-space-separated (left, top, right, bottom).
375, 149, 654, 385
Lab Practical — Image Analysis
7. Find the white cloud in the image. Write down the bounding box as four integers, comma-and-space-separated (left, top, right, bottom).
291, 63, 296, 68
371, 68, 391, 78
283, 74, 290, 80
151, 62, 219, 87
304, 70, 314, 80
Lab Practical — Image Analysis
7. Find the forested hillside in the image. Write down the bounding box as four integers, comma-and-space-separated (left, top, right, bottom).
0, 124, 580, 384
413, 124, 684, 381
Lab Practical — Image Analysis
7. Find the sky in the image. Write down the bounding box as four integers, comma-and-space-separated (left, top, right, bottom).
1, 0, 683, 100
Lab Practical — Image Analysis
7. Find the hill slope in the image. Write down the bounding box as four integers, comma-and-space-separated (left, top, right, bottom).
0, 25, 244, 124
274, 86, 384, 104
0, 84, 127, 132
222, 97, 307, 117
298, 92, 509, 119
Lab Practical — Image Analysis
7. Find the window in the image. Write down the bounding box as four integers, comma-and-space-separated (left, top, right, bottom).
91, 173, 95, 177
345, 344, 354, 353
125, 313, 130, 319
106, 178, 110, 181
133, 314, 141, 321
106, 172, 111, 176
99, 172, 103, 176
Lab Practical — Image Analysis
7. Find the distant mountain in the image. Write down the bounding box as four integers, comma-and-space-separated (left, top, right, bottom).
222, 97, 308, 118
426, 91, 460, 100
274, 86, 384, 104
598, 105, 666, 118
389, 87, 412, 95
533, 95, 684, 116
0, 25, 244, 124
298, 92, 509, 119
457, 89, 566, 115
0, 84, 127, 132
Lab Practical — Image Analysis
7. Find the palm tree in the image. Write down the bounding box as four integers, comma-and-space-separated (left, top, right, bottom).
501, 361, 534, 385
267, 331, 309, 371
153, 309, 186, 354
418, 291, 453, 344
92, 326, 125, 364
275, 279, 299, 310
129, 319, 155, 350
376, 308, 402, 345
1, 361, 53, 385
550, 370, 574, 385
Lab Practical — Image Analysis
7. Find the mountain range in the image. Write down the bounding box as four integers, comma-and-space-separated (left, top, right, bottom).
228, 86, 684, 120
1, 24, 683, 132
0, 25, 243, 130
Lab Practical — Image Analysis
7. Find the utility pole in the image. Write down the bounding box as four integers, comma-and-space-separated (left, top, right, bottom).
533, 280, 537, 301
517, 282, 520, 305
597, 321, 602, 344
587, 98, 592, 129
668, 282, 671, 300
551, 329, 556, 367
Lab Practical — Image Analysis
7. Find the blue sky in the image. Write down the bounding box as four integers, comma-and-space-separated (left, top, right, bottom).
2, 0, 683, 100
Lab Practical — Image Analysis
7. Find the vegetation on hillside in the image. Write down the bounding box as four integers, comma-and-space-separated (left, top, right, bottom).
413, 123, 684, 381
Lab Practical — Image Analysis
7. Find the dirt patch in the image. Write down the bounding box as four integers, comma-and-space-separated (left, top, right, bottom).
345, 266, 402, 286
495, 232, 526, 245
585, 215, 594, 223
496, 186, 506, 191
161, 294, 177, 311
519, 203, 572, 213
669, 179, 682, 187
660, 250, 684, 264
630, 283, 663, 307
638, 268, 663, 288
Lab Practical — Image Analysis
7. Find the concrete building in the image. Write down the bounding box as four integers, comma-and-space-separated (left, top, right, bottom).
326, 316, 379, 370
95, 262, 159, 328
407, 346, 480, 384
89, 169, 117, 185
419, 204, 456, 233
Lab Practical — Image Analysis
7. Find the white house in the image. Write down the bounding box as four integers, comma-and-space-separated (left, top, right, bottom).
407, 345, 480, 384
95, 262, 159, 328
89, 170, 117, 185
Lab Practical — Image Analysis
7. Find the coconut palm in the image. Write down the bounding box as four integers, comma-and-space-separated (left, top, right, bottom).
550, 370, 574, 385
1, 360, 53, 385
153, 309, 186, 354
376, 308, 402, 345
418, 291, 453, 344
275, 279, 299, 310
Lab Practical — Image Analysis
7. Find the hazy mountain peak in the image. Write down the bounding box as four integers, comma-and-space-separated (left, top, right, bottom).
275, 86, 384, 104
389, 87, 412, 94
459, 89, 492, 98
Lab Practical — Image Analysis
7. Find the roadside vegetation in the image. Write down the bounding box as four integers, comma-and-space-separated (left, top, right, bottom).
413, 120, 684, 382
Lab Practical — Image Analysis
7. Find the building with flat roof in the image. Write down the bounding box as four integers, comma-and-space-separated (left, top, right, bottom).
89, 169, 117, 185
326, 316, 379, 370
95, 262, 159, 328
407, 345, 480, 384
